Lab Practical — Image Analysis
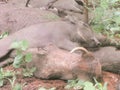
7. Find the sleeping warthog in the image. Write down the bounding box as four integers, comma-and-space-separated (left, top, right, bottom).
26, 45, 101, 80
0, 4, 60, 34
93, 46, 120, 73
0, 20, 100, 58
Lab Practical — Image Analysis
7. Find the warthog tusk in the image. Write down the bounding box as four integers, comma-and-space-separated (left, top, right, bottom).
70, 47, 89, 54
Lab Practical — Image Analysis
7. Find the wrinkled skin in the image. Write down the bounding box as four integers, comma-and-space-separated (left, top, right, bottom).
0, 4, 60, 34
0, 20, 99, 58
26, 45, 101, 80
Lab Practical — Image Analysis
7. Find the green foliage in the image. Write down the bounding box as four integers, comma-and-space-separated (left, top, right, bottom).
65, 79, 107, 90
11, 40, 35, 77
38, 87, 56, 90
22, 67, 36, 77
11, 40, 29, 51
0, 68, 14, 87
0, 40, 35, 89
8, 76, 25, 90
12, 83, 23, 90
91, 0, 120, 36
11, 40, 32, 68
0, 32, 9, 39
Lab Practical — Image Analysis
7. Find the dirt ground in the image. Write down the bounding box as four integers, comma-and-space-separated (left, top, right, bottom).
0, 65, 119, 90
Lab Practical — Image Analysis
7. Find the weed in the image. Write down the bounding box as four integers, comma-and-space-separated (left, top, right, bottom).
11, 40, 35, 77
91, 0, 120, 36
65, 78, 107, 90
0, 68, 14, 87
7, 76, 25, 90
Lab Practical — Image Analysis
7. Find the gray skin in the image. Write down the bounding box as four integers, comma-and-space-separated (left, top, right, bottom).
0, 4, 60, 34
0, 20, 99, 58
93, 46, 120, 73
11, 0, 84, 12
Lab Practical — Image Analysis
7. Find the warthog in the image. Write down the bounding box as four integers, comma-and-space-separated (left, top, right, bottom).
0, 20, 100, 58
26, 45, 101, 80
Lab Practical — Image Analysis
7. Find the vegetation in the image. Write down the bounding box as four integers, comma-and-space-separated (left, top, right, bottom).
91, 0, 120, 37
0, 40, 35, 90
11, 40, 36, 77
0, 68, 14, 87
65, 78, 107, 90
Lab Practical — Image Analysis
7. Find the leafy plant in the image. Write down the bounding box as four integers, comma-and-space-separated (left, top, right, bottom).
12, 83, 23, 90
0, 68, 14, 87
91, 0, 120, 36
7, 76, 25, 90
22, 67, 36, 77
11, 40, 35, 77
11, 40, 32, 68
65, 78, 107, 90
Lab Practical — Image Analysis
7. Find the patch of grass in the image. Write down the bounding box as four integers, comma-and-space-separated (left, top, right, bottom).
90, 0, 120, 37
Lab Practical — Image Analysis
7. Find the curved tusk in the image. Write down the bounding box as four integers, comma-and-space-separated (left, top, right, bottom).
70, 47, 89, 54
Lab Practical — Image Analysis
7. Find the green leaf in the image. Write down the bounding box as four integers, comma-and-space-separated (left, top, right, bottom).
83, 81, 95, 90
11, 40, 29, 50
22, 67, 36, 77
4, 70, 14, 77
113, 16, 120, 25
100, 0, 109, 9
13, 83, 23, 90
25, 53, 32, 62
110, 0, 120, 4
20, 40, 29, 51
11, 41, 20, 49
13, 54, 23, 68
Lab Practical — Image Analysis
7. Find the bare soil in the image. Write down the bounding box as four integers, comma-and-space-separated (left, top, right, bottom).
0, 66, 119, 90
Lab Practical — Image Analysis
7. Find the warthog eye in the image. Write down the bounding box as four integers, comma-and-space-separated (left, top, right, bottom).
91, 37, 101, 46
